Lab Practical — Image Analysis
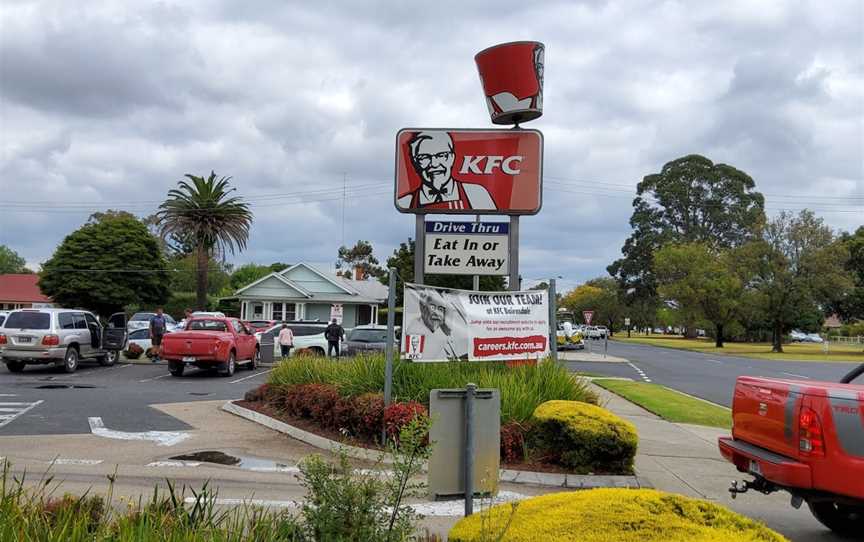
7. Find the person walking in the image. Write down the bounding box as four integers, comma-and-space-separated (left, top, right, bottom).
277, 323, 294, 359
325, 318, 345, 358
150, 308, 167, 363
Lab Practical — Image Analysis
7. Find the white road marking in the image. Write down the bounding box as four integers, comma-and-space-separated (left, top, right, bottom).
138, 374, 171, 383
186, 497, 297, 508
0, 400, 44, 429
0, 394, 18, 397
147, 461, 202, 468
781, 372, 810, 379
247, 466, 301, 473
706, 359, 723, 364
87, 417, 190, 447
230, 369, 274, 384
54, 458, 104, 465
626, 362, 651, 383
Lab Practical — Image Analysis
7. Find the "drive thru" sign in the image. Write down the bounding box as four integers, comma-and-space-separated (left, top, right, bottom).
424, 221, 509, 276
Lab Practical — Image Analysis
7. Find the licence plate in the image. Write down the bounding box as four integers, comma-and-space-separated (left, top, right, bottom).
182, 356, 196, 362
749, 460, 762, 476
17, 336, 32, 343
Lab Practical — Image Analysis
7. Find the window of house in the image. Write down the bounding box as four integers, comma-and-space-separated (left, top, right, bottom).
273, 304, 283, 321
252, 303, 264, 318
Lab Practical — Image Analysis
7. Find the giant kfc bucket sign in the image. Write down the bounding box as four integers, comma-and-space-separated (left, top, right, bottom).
394, 128, 543, 215
475, 41, 544, 125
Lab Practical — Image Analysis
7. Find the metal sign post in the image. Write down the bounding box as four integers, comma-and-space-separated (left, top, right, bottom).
549, 278, 558, 363
463, 383, 477, 516
508, 216, 520, 290
383, 268, 397, 442
473, 215, 480, 291
415, 216, 425, 285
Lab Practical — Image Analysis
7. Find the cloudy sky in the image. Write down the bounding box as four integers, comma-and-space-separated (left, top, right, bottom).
1, 0, 862, 291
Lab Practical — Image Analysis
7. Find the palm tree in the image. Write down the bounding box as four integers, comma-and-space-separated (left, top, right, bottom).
158, 172, 253, 310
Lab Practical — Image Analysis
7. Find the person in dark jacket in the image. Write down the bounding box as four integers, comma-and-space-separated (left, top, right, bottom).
149, 308, 167, 362
325, 319, 345, 358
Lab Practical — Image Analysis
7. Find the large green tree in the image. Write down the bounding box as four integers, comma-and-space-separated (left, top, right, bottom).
0, 245, 30, 274
229, 262, 290, 291
337, 240, 385, 280
830, 226, 864, 322
39, 213, 170, 315
738, 210, 853, 352
157, 172, 253, 310
382, 238, 506, 306
654, 243, 743, 347
608, 155, 766, 335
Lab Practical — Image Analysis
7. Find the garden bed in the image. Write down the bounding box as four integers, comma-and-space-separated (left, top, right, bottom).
249, 355, 637, 475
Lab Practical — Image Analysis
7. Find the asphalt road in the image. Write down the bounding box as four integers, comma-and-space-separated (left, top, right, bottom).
568, 339, 860, 406
0, 360, 271, 436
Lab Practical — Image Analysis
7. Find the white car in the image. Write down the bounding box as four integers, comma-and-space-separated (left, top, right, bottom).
255, 322, 331, 358
128, 312, 180, 333
790, 330, 808, 342
126, 328, 153, 352
804, 333, 824, 344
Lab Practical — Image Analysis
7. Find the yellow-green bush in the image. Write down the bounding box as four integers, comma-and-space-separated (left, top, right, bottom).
531, 400, 637, 474
449, 489, 788, 542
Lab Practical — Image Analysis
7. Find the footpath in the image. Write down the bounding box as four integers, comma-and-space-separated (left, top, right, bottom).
591, 384, 840, 542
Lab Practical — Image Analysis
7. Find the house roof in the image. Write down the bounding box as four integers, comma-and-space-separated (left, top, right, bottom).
233, 262, 387, 304
0, 274, 52, 303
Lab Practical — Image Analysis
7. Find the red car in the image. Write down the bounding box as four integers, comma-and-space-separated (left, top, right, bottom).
719, 363, 864, 535
244, 320, 276, 333
161, 317, 259, 377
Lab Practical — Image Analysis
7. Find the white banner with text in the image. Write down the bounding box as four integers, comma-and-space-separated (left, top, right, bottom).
402, 283, 549, 362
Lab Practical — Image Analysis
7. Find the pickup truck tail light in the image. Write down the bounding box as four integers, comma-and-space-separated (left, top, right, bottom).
799, 406, 825, 457
42, 334, 61, 346
0, 334, 7, 345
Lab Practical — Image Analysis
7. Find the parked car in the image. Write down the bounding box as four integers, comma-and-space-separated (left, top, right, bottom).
790, 330, 808, 342
805, 333, 824, 344
128, 312, 180, 333
161, 317, 258, 377
0, 308, 127, 373
342, 325, 400, 356
255, 321, 330, 358
245, 320, 276, 333
0, 311, 8, 327
126, 328, 153, 352
585, 326, 606, 340
718, 364, 864, 535
596, 326, 609, 339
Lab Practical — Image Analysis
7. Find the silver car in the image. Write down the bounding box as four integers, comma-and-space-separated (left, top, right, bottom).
0, 309, 128, 373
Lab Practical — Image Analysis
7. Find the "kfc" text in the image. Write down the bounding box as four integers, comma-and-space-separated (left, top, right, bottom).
459, 155, 523, 175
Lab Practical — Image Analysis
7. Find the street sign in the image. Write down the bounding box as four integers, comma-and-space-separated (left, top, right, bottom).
624, 317, 630, 326
583, 310, 594, 325
424, 221, 509, 276
329, 304, 343, 324
394, 128, 543, 215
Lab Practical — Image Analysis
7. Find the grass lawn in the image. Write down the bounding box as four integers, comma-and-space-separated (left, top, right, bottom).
594, 379, 732, 429
613, 334, 864, 362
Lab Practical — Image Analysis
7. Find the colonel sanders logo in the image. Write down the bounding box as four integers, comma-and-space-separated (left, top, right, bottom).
396, 131, 496, 211
475, 41, 544, 125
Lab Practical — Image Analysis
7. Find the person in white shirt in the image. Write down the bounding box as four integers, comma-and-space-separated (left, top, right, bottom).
277, 324, 294, 358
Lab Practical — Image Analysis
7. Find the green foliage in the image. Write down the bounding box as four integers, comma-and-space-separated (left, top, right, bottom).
737, 210, 854, 352
0, 245, 30, 274
531, 400, 638, 474
269, 354, 597, 424
40, 213, 170, 316
158, 171, 253, 309
654, 243, 743, 346
229, 263, 287, 291
560, 277, 625, 332
608, 154, 765, 317
169, 255, 233, 295
383, 238, 506, 306
830, 226, 864, 322
337, 240, 385, 280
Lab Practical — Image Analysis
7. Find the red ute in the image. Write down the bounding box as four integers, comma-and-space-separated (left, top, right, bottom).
719, 363, 864, 536
161, 317, 259, 377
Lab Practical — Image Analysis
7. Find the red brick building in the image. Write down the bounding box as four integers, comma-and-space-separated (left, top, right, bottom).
0, 274, 55, 310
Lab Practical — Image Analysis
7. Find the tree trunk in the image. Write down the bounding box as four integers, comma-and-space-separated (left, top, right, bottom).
772, 323, 784, 353
196, 245, 209, 310
715, 323, 724, 348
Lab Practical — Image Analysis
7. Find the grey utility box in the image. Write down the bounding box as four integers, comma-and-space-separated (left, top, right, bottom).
259, 329, 276, 365
428, 388, 500, 499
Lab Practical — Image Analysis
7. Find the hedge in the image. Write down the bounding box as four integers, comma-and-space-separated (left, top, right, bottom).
449, 489, 788, 542
531, 400, 637, 474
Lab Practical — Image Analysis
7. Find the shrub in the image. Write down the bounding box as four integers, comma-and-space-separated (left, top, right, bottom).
500, 421, 528, 463
383, 401, 428, 440
123, 343, 143, 360
531, 400, 637, 474
448, 489, 788, 542
348, 393, 385, 439
269, 354, 597, 424
283, 384, 340, 425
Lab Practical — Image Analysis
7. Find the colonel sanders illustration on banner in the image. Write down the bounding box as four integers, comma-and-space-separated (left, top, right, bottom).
475, 41, 544, 125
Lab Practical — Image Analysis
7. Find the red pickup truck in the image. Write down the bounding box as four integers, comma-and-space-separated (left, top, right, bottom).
719, 363, 864, 535
161, 317, 259, 377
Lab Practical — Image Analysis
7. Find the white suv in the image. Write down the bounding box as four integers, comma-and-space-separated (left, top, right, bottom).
1, 309, 127, 373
